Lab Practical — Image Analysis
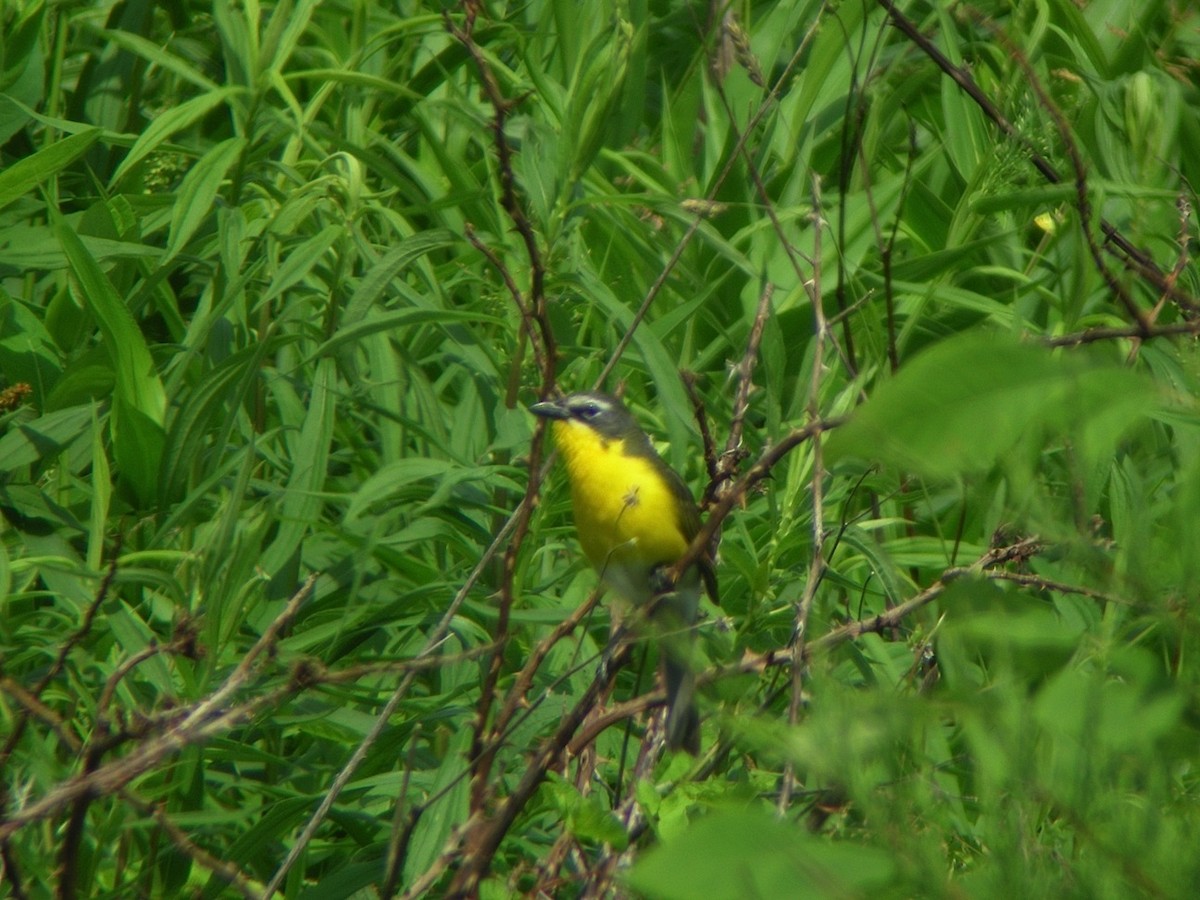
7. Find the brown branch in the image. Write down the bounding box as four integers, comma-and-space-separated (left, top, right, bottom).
465, 223, 546, 385
0, 679, 81, 751
882, 118, 918, 374
392, 617, 631, 896
0, 674, 261, 896
727, 283, 774, 457
488, 591, 602, 744
398, 814, 482, 900
444, 8, 551, 376
0, 685, 293, 840
381, 723, 424, 900
469, 426, 552, 810
545, 538, 1057, 794
444, 3, 561, 821
807, 536, 1043, 656
1, 842, 30, 900
1, 541, 122, 897
681, 371, 720, 485
0, 540, 121, 773
576, 706, 660, 898
698, 282, 774, 511
143, 802, 264, 898
444, 641, 636, 897
668, 417, 847, 588
97, 623, 199, 717
0, 578, 315, 843
1046, 319, 1200, 347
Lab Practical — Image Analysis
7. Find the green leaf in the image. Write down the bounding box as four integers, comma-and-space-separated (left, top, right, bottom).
108, 87, 243, 187
259, 224, 343, 308
95, 27, 220, 92
258, 357, 335, 577
56, 221, 166, 504
164, 136, 247, 262
826, 332, 1156, 479
628, 808, 894, 900
0, 129, 102, 213
0, 405, 94, 473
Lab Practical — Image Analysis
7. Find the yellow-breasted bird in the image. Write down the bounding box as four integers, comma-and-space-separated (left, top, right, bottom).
530, 391, 717, 753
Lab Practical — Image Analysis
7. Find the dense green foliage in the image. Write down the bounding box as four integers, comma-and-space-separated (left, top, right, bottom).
2, 0, 1199, 896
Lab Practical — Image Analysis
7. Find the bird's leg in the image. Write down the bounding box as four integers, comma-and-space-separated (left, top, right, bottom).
648, 563, 676, 601
598, 617, 633, 685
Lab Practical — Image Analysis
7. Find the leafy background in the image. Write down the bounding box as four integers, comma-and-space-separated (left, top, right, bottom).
2, 0, 1199, 897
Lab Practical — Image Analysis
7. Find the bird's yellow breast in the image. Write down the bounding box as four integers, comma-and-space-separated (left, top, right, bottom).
550, 418, 689, 599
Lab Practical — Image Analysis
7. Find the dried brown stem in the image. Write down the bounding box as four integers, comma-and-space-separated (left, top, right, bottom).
699, 282, 775, 510
444, 3, 560, 823
781, 176, 831, 813
489, 592, 602, 743
969, 9, 1147, 330
465, 223, 546, 382
1046, 319, 1200, 347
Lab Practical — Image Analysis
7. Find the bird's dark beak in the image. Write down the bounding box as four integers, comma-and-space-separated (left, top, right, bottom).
530, 399, 570, 420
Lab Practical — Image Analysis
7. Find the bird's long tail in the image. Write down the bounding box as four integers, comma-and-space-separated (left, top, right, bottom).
653, 568, 702, 754
663, 655, 700, 754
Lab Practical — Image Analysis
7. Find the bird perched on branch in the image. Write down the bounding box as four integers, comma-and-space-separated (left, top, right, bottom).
530, 391, 717, 753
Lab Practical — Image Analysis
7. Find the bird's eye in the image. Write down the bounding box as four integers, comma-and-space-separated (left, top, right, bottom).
580, 402, 602, 419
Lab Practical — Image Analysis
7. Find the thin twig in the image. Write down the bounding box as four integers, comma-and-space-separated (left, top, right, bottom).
0, 579, 315, 844
1046, 319, 1200, 347
669, 417, 847, 588
444, 3, 559, 822
442, 641, 636, 896
806, 537, 1043, 656
681, 371, 720, 484
488, 592, 602, 744
381, 723, 424, 899
700, 282, 774, 510
882, 118, 918, 374
780, 176, 830, 813
465, 223, 546, 381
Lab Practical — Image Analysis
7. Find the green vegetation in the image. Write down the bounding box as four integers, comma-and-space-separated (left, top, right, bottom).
2, 0, 1199, 896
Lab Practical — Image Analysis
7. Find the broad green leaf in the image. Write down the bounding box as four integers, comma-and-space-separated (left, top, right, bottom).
340, 230, 456, 326
403, 698, 473, 886
86, 405, 111, 572
826, 332, 1156, 479
313, 308, 503, 362
95, 27, 220, 92
628, 808, 894, 900
0, 405, 94, 473
0, 296, 61, 396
